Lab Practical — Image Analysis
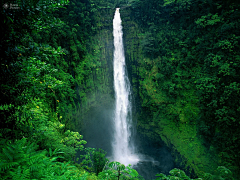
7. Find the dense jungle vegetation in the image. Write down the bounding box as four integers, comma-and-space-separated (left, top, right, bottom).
127, 0, 240, 178
0, 0, 239, 179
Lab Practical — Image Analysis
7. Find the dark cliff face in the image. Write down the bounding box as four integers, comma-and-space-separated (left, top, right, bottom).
120, 8, 142, 113
72, 8, 115, 131
74, 7, 116, 161
118, 7, 219, 177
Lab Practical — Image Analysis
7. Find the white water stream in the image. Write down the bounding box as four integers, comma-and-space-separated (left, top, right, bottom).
112, 8, 139, 166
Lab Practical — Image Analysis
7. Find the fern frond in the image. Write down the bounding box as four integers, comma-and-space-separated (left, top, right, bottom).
29, 163, 44, 173
49, 148, 53, 157
9, 166, 30, 180
0, 161, 18, 171
25, 142, 38, 155
2, 147, 13, 162
6, 145, 15, 155
50, 157, 58, 162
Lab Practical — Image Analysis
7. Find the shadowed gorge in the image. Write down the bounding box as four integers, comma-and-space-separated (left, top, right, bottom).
0, 0, 239, 179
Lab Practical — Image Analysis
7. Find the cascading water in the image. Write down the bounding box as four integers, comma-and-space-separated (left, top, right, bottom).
80, 8, 175, 179
112, 8, 139, 166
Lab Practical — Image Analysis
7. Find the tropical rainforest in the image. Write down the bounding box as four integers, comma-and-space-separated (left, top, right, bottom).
0, 0, 239, 179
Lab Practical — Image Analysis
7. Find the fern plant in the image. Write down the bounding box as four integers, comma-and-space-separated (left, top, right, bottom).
0, 138, 98, 180
9, 166, 30, 180
0, 138, 47, 179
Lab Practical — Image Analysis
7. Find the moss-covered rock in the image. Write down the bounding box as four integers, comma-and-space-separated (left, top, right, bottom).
120, 6, 220, 177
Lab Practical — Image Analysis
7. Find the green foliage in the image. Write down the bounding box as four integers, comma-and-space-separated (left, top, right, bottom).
98, 161, 140, 180
92, 148, 109, 175
155, 167, 234, 180
129, 0, 240, 177
80, 147, 108, 175
216, 166, 234, 180
0, 138, 98, 180
156, 168, 200, 180
0, 0, 106, 179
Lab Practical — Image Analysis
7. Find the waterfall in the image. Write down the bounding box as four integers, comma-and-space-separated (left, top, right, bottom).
112, 8, 139, 166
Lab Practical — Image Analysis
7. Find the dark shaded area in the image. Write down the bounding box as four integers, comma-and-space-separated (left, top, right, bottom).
80, 101, 115, 156
134, 135, 176, 180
